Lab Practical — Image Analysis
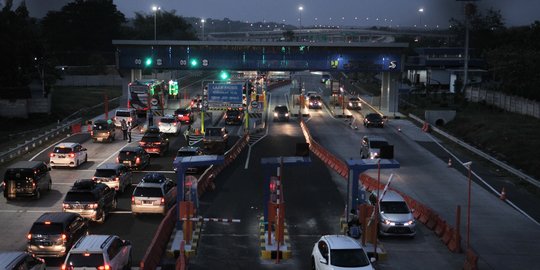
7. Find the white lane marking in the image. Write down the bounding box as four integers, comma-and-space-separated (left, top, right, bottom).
427, 133, 540, 226
30, 135, 74, 161
244, 146, 252, 170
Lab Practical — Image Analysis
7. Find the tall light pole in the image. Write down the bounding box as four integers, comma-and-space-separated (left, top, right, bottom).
298, 5, 304, 29
418, 8, 424, 28
201, 19, 206, 40
152, 6, 160, 40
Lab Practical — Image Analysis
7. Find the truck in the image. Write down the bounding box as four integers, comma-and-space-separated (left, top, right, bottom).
128, 80, 168, 117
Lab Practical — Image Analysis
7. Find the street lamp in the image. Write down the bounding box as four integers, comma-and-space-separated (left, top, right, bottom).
418, 8, 424, 28
463, 161, 473, 250
152, 6, 160, 40
298, 5, 304, 29
201, 19, 205, 40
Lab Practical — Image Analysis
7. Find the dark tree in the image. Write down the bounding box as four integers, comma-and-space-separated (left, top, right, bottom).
130, 10, 197, 40
41, 0, 126, 65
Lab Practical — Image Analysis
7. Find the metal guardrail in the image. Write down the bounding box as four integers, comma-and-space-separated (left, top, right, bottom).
409, 114, 540, 189
0, 117, 82, 165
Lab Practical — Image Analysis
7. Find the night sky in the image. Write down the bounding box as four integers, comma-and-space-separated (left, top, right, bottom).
13, 0, 540, 28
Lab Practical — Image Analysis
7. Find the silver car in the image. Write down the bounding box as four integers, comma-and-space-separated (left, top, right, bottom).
131, 180, 176, 215
369, 190, 416, 237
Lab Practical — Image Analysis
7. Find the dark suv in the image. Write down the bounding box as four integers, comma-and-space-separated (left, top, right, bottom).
27, 212, 88, 258
62, 180, 116, 223
139, 129, 169, 156
174, 146, 207, 174
3, 161, 52, 200
203, 127, 228, 154
117, 146, 151, 170
224, 108, 244, 125
91, 119, 116, 143
273, 105, 290, 122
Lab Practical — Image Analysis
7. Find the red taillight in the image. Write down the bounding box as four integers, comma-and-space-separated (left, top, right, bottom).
173, 123, 177, 126
160, 197, 165, 205
129, 117, 132, 122
27, 234, 32, 240
61, 234, 67, 241
68, 153, 75, 158
62, 203, 69, 209
61, 264, 66, 270
115, 177, 120, 182
131, 196, 135, 204
135, 157, 141, 164
49, 153, 55, 158
116, 157, 119, 163
91, 131, 94, 136
98, 265, 110, 270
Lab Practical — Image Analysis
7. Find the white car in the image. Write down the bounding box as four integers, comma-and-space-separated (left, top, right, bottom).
63, 235, 132, 270
49, 142, 88, 168
158, 115, 180, 135
311, 235, 375, 270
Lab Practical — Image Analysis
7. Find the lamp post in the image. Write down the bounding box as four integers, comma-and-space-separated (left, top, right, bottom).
298, 5, 304, 29
201, 19, 206, 40
152, 6, 160, 40
463, 161, 472, 250
418, 8, 424, 28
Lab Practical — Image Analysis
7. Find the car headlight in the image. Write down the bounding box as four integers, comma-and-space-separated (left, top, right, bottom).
370, 152, 378, 159
274, 112, 278, 117
382, 219, 395, 226
285, 113, 289, 117
404, 220, 415, 226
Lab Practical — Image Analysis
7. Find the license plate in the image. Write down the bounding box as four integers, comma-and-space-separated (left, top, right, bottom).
123, 161, 131, 165
58, 155, 65, 158
142, 200, 153, 205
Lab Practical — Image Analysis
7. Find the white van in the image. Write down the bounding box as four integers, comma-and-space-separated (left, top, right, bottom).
113, 108, 137, 128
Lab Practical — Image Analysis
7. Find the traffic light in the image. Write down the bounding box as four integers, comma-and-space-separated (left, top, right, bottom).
219, 70, 230, 80
190, 58, 199, 68
144, 57, 153, 67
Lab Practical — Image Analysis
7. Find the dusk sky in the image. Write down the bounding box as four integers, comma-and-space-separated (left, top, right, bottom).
14, 0, 540, 29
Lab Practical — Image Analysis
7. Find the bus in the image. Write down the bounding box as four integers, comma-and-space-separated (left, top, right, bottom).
128, 80, 168, 116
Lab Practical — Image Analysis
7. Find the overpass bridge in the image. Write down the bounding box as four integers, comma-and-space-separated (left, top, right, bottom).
113, 40, 408, 114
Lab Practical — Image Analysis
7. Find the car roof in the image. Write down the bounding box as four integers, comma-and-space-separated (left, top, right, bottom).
141, 172, 167, 182
160, 115, 175, 119
54, 142, 79, 148
378, 190, 406, 202
71, 235, 116, 252
321, 235, 362, 250
120, 146, 143, 152
7, 160, 45, 169
0, 252, 28, 269
96, 163, 122, 170
33, 212, 78, 226
116, 108, 134, 112
135, 181, 166, 188
363, 135, 387, 142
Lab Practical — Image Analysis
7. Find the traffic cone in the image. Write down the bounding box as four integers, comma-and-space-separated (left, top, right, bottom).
500, 187, 507, 200
447, 158, 452, 167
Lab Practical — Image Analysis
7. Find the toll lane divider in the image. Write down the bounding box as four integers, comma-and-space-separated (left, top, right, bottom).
300, 119, 476, 266
175, 241, 187, 270
140, 203, 178, 270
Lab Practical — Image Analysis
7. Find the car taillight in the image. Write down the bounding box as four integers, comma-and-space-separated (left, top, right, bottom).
116, 157, 119, 163
27, 234, 32, 240
115, 177, 120, 182
131, 196, 135, 204
135, 157, 141, 164
160, 197, 165, 205
61, 234, 67, 241
49, 153, 55, 158
88, 203, 98, 209
91, 131, 94, 136
62, 203, 69, 209
68, 153, 75, 158
61, 264, 66, 270
98, 265, 110, 270
154, 142, 161, 145
173, 122, 177, 126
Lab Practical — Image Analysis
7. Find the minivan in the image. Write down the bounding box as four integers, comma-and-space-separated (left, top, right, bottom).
27, 212, 88, 258
3, 161, 52, 200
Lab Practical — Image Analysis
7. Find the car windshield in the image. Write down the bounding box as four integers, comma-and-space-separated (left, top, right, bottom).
350, 98, 360, 102
175, 109, 189, 115
274, 106, 288, 113
65, 253, 104, 267
205, 129, 222, 136
380, 201, 410, 214
133, 187, 163, 197
142, 174, 166, 183
226, 110, 241, 117
53, 147, 73, 154
119, 151, 137, 159
160, 118, 176, 123
177, 150, 197, 157
310, 96, 322, 101
30, 223, 63, 234
370, 140, 388, 148
5, 169, 34, 181
330, 248, 370, 267
142, 135, 160, 142
64, 192, 97, 202
93, 123, 109, 130
367, 114, 382, 121
116, 111, 131, 117
94, 169, 116, 177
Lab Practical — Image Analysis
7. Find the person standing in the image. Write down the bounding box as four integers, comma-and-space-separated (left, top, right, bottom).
127, 121, 132, 143
121, 119, 128, 140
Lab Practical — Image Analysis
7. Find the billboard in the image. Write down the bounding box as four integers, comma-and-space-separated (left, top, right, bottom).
207, 83, 243, 108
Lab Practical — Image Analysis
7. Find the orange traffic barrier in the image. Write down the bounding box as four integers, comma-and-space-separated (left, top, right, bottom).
426, 213, 438, 230
463, 248, 479, 270
418, 205, 431, 224
442, 226, 454, 245
413, 204, 423, 220
71, 123, 82, 134
500, 187, 507, 200
435, 220, 447, 237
